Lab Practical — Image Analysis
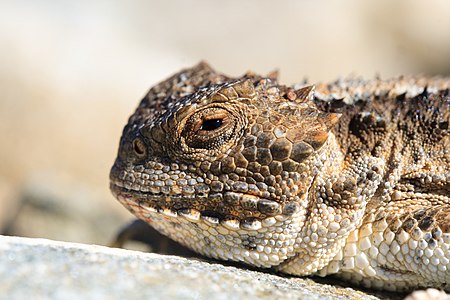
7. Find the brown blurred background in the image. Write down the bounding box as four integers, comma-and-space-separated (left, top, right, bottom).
1, 0, 450, 246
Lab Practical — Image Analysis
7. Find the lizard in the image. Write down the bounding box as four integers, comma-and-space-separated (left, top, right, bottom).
110, 62, 450, 292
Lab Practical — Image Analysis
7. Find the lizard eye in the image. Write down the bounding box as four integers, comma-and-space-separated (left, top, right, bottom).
182, 107, 235, 149
201, 118, 223, 131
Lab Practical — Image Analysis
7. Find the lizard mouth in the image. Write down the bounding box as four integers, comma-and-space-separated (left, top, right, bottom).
110, 181, 301, 231
112, 183, 274, 231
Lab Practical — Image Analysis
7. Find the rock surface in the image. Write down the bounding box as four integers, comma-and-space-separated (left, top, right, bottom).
0, 235, 390, 300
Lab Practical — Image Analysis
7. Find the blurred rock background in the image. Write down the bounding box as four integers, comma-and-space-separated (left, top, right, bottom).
1, 0, 450, 246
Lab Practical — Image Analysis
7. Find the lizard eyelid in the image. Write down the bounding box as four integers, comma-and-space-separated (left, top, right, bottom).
193, 110, 229, 133
183, 109, 234, 149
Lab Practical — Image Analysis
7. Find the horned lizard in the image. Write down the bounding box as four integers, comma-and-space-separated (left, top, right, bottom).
110, 62, 450, 292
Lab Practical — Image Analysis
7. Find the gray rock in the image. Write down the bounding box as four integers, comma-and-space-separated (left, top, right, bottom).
0, 235, 388, 300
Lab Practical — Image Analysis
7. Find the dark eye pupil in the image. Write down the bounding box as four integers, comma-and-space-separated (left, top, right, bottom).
201, 119, 223, 131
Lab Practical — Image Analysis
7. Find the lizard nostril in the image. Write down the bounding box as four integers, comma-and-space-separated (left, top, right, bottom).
132, 138, 146, 157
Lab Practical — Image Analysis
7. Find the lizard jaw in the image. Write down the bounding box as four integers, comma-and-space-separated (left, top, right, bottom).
112, 183, 306, 268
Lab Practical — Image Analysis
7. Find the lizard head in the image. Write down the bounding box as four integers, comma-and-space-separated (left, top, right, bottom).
110, 62, 339, 266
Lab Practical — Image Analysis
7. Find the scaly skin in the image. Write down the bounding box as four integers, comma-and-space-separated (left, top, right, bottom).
110, 62, 450, 292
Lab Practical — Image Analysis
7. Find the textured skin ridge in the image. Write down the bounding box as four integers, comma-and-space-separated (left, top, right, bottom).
110, 62, 450, 292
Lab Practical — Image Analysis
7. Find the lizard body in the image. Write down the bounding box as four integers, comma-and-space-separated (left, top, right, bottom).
110, 62, 450, 291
